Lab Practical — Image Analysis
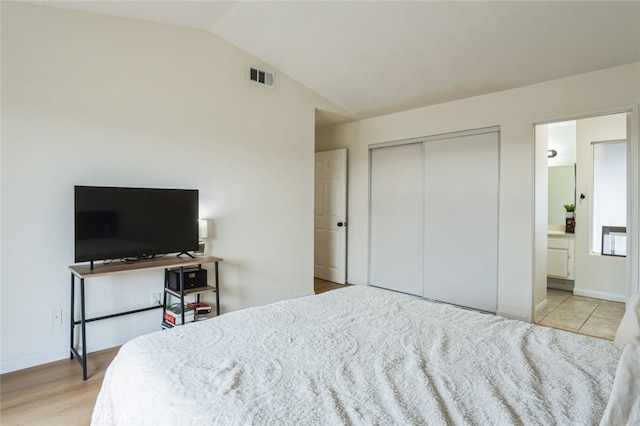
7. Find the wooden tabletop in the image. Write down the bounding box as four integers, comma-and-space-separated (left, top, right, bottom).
69, 255, 223, 279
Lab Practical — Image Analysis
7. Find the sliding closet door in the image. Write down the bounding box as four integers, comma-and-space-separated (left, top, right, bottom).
423, 131, 499, 312
370, 143, 424, 296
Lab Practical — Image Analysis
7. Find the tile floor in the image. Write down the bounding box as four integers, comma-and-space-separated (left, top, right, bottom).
535, 289, 625, 340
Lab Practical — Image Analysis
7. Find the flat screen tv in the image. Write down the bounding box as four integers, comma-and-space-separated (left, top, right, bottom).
74, 186, 199, 263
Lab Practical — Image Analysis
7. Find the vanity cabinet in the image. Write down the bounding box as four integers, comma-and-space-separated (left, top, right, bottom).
547, 235, 574, 279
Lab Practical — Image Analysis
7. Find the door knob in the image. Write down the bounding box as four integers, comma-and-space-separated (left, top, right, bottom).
337, 222, 346, 227
580, 193, 586, 199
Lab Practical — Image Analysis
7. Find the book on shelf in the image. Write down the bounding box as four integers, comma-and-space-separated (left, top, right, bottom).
164, 303, 194, 325
187, 301, 212, 315
164, 312, 194, 325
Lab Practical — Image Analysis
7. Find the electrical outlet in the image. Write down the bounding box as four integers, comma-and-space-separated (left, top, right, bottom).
151, 293, 162, 306
49, 308, 62, 326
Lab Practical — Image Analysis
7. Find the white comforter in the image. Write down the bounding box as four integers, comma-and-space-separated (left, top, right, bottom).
92, 286, 624, 425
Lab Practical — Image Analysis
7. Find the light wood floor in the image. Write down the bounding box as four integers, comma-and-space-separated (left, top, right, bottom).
314, 277, 350, 294
0, 347, 119, 425
0, 279, 348, 425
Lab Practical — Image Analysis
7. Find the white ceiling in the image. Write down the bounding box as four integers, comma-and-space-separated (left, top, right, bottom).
33, 1, 640, 126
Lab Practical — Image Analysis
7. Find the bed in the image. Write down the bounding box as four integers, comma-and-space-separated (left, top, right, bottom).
92, 286, 639, 425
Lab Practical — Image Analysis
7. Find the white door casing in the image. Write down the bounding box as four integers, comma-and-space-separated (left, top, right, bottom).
314, 149, 347, 284
574, 113, 628, 301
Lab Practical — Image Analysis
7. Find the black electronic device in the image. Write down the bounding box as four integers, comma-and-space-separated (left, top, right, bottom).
74, 186, 199, 263
167, 268, 208, 291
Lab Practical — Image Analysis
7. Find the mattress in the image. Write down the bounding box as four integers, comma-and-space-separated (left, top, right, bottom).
92, 286, 630, 425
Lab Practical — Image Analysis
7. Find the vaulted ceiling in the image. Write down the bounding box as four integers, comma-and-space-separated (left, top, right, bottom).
33, 1, 640, 125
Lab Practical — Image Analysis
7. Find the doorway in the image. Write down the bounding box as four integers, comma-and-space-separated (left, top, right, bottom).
534, 111, 632, 337
314, 148, 347, 284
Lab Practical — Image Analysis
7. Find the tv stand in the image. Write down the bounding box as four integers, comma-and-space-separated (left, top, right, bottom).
69, 255, 222, 380
177, 251, 196, 258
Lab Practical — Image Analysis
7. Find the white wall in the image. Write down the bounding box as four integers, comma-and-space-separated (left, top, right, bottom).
574, 114, 628, 300
0, 3, 348, 373
317, 63, 640, 321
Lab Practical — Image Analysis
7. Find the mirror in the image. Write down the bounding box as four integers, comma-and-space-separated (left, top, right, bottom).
548, 164, 576, 227
546, 120, 577, 229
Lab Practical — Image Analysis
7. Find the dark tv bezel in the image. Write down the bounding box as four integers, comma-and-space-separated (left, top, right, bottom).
74, 185, 199, 263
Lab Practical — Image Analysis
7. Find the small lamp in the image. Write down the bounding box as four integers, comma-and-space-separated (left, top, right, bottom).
197, 219, 208, 254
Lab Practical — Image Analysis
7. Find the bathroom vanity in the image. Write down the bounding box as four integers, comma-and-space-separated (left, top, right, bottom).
547, 232, 575, 286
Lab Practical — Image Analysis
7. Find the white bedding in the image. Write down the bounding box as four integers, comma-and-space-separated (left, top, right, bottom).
92, 286, 626, 425
599, 343, 640, 425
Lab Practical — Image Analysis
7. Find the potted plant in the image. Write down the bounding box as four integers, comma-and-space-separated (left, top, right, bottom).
564, 204, 575, 234
564, 204, 575, 218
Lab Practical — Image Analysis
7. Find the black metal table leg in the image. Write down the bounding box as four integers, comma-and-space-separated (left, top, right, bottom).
80, 277, 87, 380
179, 267, 185, 325
70, 273, 88, 380
70, 273, 75, 360
215, 262, 220, 315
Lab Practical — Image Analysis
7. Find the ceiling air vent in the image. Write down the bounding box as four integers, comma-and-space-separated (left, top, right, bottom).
249, 67, 275, 88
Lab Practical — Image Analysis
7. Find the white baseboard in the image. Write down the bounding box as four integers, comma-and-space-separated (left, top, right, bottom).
535, 299, 549, 315
346, 276, 367, 286
497, 309, 531, 323
573, 288, 627, 303
1, 347, 71, 375
0, 327, 159, 375
547, 280, 574, 292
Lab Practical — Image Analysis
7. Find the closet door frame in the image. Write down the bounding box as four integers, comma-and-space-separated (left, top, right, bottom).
368, 126, 500, 311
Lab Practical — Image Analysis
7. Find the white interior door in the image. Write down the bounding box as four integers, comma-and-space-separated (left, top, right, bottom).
314, 149, 347, 284
423, 131, 499, 312
574, 113, 628, 301
370, 143, 424, 296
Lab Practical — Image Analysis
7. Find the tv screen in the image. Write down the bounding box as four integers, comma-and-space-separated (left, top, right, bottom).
74, 186, 199, 263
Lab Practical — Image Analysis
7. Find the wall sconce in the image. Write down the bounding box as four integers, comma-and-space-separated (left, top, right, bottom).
197, 219, 208, 254
548, 149, 558, 158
